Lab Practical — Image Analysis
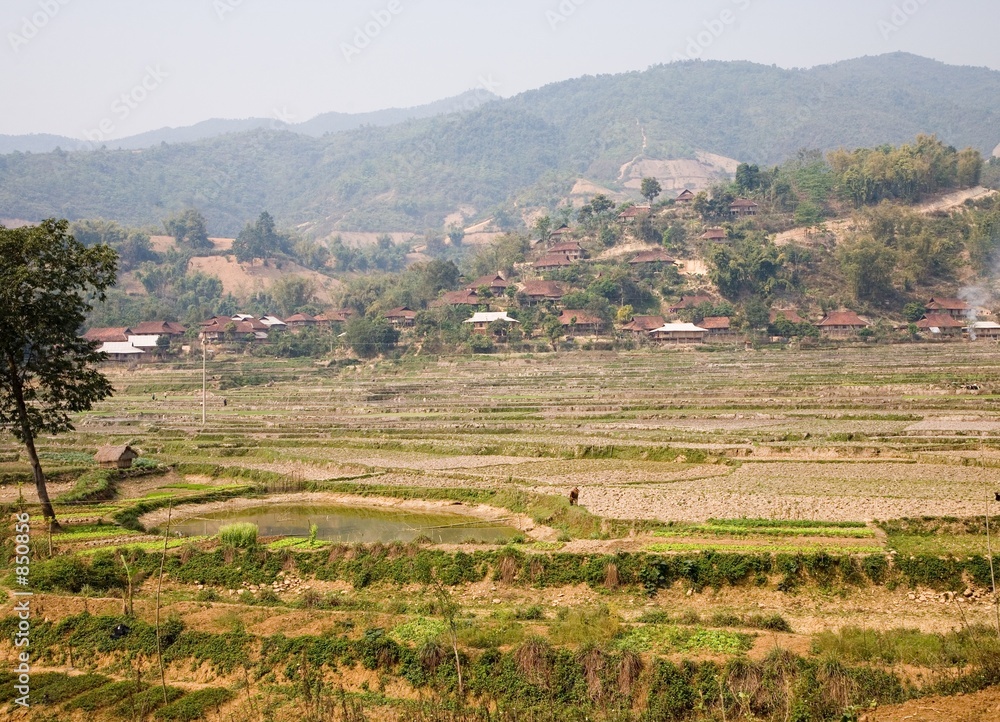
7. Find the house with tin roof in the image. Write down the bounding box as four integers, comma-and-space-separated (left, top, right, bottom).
464, 311, 519, 335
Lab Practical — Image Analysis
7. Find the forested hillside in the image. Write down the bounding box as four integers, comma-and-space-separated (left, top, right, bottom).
0, 89, 498, 154
1, 53, 998, 235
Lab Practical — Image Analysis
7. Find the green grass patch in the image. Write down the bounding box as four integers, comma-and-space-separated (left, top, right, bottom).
56, 469, 117, 504
617, 625, 753, 655
880, 516, 1000, 557
647, 542, 884, 554
52, 524, 142, 543
28, 673, 110, 705
77, 537, 207, 555
219, 522, 257, 548
115, 686, 185, 718
548, 606, 621, 646
265, 536, 329, 551
678, 522, 876, 539
65, 680, 149, 712
390, 617, 446, 645
155, 688, 235, 720
812, 625, 1000, 668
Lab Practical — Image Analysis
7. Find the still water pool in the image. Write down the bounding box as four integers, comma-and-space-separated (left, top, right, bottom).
173, 504, 519, 544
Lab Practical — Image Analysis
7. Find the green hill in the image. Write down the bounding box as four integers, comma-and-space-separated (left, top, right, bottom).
1, 53, 998, 235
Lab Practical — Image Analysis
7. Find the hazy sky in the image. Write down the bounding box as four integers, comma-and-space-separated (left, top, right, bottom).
3, 0, 998, 140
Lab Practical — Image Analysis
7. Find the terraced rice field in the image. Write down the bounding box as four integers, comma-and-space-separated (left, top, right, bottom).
4, 343, 1000, 721
5, 343, 990, 529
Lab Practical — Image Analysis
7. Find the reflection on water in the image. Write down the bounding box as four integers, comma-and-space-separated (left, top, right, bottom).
172, 504, 518, 544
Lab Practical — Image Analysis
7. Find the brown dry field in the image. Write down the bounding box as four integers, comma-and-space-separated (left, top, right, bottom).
9, 342, 1000, 525
5, 343, 1000, 719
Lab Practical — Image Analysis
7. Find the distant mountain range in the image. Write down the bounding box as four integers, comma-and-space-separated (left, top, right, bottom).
0, 89, 499, 154
1, 53, 998, 235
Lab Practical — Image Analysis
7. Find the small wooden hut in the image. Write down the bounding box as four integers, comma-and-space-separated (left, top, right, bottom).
95, 445, 138, 470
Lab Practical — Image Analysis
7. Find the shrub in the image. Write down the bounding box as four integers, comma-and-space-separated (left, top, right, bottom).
115, 687, 185, 718
155, 688, 235, 721
29, 673, 109, 705
57, 469, 117, 504
29, 552, 126, 593
218, 522, 258, 549
65, 680, 148, 711
357, 628, 401, 670
745, 613, 793, 633
513, 605, 544, 621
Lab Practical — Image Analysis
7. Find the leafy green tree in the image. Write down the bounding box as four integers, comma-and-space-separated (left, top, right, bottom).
292, 239, 331, 270
735, 163, 761, 194
957, 148, 984, 187
533, 215, 553, 240
467, 234, 530, 278
344, 317, 399, 358
164, 209, 212, 250
447, 225, 465, 248
417, 259, 460, 296
0, 220, 117, 525
233, 211, 281, 265
708, 235, 789, 299
742, 298, 770, 330
902, 302, 926, 323
71, 219, 157, 272
589, 194, 614, 216
838, 237, 897, 302
270, 275, 317, 317
640, 177, 662, 204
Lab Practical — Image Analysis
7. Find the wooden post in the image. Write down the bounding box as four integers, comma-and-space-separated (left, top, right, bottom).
156, 501, 172, 704
201, 340, 207, 427
987, 493, 1000, 638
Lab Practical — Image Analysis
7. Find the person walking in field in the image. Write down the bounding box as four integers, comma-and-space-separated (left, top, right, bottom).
569, 487, 579, 506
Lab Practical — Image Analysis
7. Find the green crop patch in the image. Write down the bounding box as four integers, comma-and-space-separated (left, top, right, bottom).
616, 625, 754, 655
155, 688, 235, 720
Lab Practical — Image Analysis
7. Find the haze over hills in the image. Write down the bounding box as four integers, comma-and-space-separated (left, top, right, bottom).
0, 89, 499, 154
1, 53, 998, 236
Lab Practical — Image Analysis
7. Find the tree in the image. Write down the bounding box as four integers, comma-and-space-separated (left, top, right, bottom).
735, 163, 761, 194
163, 209, 212, 250
533, 215, 553, 240
589, 194, 614, 216
957, 148, 984, 188
838, 237, 897, 302
344, 317, 399, 358
0, 220, 117, 525
233, 211, 281, 265
640, 177, 662, 204
270, 275, 317, 317
447, 224, 465, 248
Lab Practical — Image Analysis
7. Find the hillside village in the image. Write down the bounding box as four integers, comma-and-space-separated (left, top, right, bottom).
78, 136, 1000, 361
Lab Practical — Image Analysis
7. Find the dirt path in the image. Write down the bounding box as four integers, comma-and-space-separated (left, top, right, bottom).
862, 685, 1000, 721
773, 187, 996, 250
917, 186, 996, 213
